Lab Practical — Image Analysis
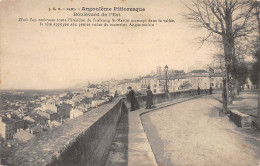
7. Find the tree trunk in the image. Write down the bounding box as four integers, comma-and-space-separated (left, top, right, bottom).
221, 77, 228, 114
256, 2, 260, 128
257, 56, 260, 128
221, 40, 232, 113
236, 81, 240, 95
220, 10, 234, 113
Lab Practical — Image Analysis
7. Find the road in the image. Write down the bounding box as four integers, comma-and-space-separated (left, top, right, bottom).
141, 93, 260, 166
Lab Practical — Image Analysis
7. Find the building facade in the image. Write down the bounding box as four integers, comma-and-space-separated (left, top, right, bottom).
187, 70, 223, 90
0, 116, 16, 140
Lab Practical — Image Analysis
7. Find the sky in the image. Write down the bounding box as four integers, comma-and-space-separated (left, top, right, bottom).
0, 0, 215, 89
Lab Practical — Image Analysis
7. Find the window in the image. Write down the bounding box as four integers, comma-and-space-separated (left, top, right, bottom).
211, 83, 214, 87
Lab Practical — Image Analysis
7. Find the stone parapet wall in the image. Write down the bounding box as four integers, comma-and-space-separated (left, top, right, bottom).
7, 97, 125, 166
136, 89, 205, 108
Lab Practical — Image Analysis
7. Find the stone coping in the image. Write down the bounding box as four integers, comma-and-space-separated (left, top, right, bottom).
230, 110, 250, 117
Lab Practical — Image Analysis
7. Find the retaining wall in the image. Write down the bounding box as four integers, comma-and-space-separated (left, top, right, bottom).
229, 110, 252, 128
6, 98, 125, 166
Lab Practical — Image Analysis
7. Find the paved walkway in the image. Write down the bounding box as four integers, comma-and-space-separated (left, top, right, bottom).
142, 94, 260, 166
127, 106, 157, 166
105, 95, 204, 166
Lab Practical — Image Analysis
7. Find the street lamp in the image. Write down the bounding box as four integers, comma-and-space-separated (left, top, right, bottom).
164, 65, 168, 93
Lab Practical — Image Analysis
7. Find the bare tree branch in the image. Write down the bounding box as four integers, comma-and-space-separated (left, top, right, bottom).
183, 0, 256, 112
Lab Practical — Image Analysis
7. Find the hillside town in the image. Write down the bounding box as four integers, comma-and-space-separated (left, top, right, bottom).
0, 65, 254, 145
1, 0, 259, 164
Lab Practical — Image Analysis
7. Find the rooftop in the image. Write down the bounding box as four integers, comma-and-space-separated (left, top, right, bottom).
88, 84, 96, 88
13, 130, 35, 142
189, 70, 208, 73
0, 116, 15, 124
10, 114, 23, 121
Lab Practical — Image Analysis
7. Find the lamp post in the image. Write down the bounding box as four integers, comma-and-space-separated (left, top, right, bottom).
164, 65, 168, 93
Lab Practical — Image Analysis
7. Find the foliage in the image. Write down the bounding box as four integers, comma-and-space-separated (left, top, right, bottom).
250, 50, 260, 87
81, 97, 92, 105
183, 0, 256, 112
180, 81, 192, 89
231, 62, 249, 85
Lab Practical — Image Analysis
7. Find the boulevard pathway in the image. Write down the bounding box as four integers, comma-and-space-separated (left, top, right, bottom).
142, 94, 260, 166
105, 95, 205, 166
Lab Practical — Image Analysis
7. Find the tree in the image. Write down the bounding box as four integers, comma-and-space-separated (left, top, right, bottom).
250, 54, 260, 87
254, 50, 260, 127
183, 0, 255, 114
180, 81, 192, 89
253, 0, 260, 127
231, 62, 249, 93
81, 97, 92, 111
